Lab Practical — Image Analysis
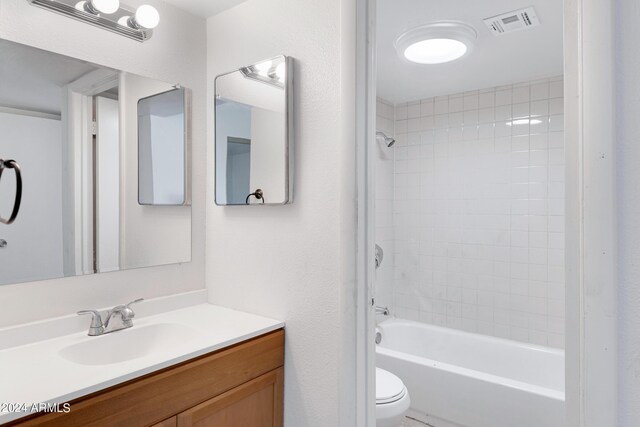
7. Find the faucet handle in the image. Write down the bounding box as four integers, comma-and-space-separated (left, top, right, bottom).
77, 310, 105, 336
123, 298, 144, 318
126, 298, 144, 308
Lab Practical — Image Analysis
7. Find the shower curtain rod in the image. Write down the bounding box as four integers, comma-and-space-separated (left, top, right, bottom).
0, 105, 61, 121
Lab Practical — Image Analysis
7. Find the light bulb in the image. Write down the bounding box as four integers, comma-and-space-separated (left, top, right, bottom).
91, 0, 119, 14
75, 1, 87, 11
403, 38, 467, 64
275, 62, 286, 80
118, 15, 130, 26
135, 5, 160, 29
255, 60, 272, 76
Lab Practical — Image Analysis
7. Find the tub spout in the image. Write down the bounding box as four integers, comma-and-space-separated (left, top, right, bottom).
375, 306, 390, 316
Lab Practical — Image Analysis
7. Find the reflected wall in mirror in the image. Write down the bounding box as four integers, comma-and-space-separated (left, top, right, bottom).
0, 39, 191, 286
215, 55, 293, 205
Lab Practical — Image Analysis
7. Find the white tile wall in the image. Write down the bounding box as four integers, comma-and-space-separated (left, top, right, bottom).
377, 77, 565, 349
375, 98, 395, 309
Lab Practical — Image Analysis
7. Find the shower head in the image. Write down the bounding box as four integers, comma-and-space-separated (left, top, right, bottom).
376, 131, 396, 147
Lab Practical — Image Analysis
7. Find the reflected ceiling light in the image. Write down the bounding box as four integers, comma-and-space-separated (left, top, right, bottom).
28, 0, 159, 42
507, 119, 543, 126
395, 22, 477, 65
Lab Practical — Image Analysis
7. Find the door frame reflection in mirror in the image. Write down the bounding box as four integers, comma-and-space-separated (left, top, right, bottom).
213, 55, 293, 206
66, 68, 121, 276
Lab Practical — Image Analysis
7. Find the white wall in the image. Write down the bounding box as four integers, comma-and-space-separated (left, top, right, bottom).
0, 0, 206, 327
379, 77, 566, 349
206, 0, 357, 425
616, 0, 640, 422
119, 73, 190, 269
0, 112, 64, 284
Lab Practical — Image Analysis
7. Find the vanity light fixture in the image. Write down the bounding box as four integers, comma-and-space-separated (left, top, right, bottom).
80, 0, 119, 14
395, 22, 477, 64
240, 58, 286, 88
27, 0, 160, 42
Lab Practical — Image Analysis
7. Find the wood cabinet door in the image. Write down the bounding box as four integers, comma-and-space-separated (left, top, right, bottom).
177, 368, 283, 427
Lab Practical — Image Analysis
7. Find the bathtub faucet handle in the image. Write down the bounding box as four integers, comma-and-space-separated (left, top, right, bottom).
375, 306, 390, 316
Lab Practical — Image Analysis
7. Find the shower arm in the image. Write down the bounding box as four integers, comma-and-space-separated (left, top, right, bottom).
376, 131, 396, 147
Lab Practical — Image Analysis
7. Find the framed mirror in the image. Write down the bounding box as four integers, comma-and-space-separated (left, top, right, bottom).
0, 38, 192, 286
214, 55, 293, 206
138, 87, 191, 206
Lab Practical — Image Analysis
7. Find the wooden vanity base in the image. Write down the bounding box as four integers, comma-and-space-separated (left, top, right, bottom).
7, 329, 284, 427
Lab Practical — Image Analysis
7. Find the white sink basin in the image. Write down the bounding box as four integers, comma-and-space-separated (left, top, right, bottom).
59, 323, 197, 366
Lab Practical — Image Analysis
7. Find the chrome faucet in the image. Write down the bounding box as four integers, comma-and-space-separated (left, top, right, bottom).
78, 298, 144, 336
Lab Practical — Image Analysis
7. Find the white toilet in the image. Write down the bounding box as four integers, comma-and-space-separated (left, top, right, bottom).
376, 367, 411, 427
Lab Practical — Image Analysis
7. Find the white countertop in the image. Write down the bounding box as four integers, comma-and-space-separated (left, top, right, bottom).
0, 303, 284, 424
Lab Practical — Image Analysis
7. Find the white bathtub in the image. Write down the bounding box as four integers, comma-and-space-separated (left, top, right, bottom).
376, 318, 565, 427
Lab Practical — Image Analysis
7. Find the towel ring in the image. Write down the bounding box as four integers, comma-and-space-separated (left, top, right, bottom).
0, 159, 22, 225
245, 189, 265, 205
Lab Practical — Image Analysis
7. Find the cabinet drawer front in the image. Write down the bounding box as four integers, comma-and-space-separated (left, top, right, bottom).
177, 368, 283, 427
9, 330, 284, 427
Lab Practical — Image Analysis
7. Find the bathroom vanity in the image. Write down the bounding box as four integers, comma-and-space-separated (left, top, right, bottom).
8, 331, 283, 426
0, 35, 291, 427
0, 301, 284, 427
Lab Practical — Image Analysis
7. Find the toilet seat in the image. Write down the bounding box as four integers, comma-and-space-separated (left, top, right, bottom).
376, 368, 407, 404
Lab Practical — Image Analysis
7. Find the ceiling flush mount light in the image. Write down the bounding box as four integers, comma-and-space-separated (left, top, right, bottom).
395, 22, 477, 65
27, 0, 159, 42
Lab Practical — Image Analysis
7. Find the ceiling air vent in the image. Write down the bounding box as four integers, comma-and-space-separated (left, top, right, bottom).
483, 7, 540, 35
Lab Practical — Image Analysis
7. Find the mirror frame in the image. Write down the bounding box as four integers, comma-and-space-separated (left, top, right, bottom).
213, 55, 294, 206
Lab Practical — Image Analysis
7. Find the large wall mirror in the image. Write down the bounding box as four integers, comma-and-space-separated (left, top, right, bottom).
0, 38, 191, 286
215, 55, 293, 205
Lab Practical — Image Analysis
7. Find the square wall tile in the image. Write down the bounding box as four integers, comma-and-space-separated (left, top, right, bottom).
384, 76, 566, 349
